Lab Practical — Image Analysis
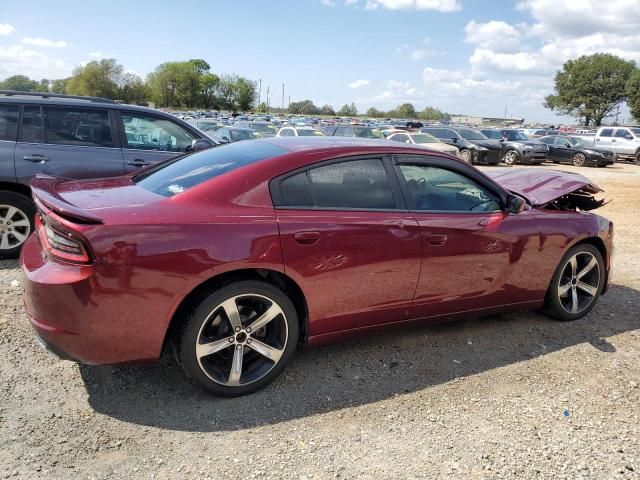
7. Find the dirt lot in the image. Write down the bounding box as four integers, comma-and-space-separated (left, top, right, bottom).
1, 162, 639, 479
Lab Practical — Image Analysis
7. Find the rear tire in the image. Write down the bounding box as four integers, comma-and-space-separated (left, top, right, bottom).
0, 191, 35, 259
543, 244, 604, 321
175, 280, 299, 396
635, 150, 640, 165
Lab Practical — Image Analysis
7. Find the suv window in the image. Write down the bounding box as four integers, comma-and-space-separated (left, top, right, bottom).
0, 105, 19, 142
614, 129, 631, 138
539, 136, 554, 145
42, 107, 113, 147
599, 129, 613, 137
20, 106, 44, 143
398, 164, 500, 212
122, 112, 196, 152
278, 159, 395, 210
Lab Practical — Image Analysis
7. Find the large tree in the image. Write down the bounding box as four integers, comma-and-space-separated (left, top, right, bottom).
66, 59, 123, 99
0, 74, 38, 91
626, 69, 640, 122
544, 53, 636, 126
289, 99, 319, 115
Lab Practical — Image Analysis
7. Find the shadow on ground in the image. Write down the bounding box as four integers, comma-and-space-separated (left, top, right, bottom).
80, 284, 639, 432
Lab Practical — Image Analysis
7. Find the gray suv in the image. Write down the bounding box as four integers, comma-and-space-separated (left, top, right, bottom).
0, 90, 216, 257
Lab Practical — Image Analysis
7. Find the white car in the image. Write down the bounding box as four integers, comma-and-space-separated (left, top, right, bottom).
387, 132, 460, 156
276, 126, 325, 137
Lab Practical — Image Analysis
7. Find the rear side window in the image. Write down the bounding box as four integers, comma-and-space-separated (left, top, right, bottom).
135, 141, 287, 197
0, 105, 19, 142
43, 107, 113, 147
20, 106, 44, 143
276, 159, 395, 210
599, 129, 613, 137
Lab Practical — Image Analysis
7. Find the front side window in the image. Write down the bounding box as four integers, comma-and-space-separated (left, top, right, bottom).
277, 158, 395, 210
554, 137, 570, 146
482, 130, 502, 140
20, 106, 44, 143
504, 130, 529, 141
398, 164, 501, 212
457, 129, 488, 141
539, 136, 555, 145
122, 112, 196, 152
614, 129, 632, 138
42, 107, 113, 147
0, 105, 19, 142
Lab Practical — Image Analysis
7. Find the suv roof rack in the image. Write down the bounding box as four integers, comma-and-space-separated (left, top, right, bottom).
0, 90, 118, 104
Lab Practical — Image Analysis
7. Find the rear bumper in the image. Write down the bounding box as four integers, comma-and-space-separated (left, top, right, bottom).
20, 233, 166, 365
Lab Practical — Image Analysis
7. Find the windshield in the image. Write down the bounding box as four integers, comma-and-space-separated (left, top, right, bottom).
298, 129, 324, 136
504, 130, 529, 141
231, 130, 256, 141
250, 124, 277, 134
410, 133, 439, 144
135, 142, 287, 197
458, 128, 488, 141
353, 127, 383, 138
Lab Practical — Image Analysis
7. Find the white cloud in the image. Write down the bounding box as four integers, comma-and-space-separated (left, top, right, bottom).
320, 0, 336, 5
0, 45, 70, 79
0, 24, 16, 35
464, 20, 522, 53
365, 0, 461, 11
22, 37, 69, 48
348, 79, 370, 88
89, 51, 104, 58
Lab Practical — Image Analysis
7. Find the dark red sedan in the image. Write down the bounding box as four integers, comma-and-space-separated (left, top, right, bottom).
21, 137, 613, 396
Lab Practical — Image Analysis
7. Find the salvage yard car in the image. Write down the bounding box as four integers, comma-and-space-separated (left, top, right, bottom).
419, 126, 502, 165
539, 135, 615, 167
387, 131, 460, 156
0, 90, 216, 257
480, 128, 548, 165
21, 137, 613, 396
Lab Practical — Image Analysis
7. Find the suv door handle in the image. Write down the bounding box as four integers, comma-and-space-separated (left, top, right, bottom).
611, 139, 616, 142
127, 159, 150, 167
294, 231, 320, 246
23, 154, 49, 163
425, 234, 447, 246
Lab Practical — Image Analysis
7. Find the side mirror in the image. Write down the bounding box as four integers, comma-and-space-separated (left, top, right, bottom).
499, 138, 505, 142
221, 136, 230, 142
506, 195, 526, 214
625, 134, 633, 140
187, 138, 213, 152
451, 137, 458, 143
565, 142, 571, 148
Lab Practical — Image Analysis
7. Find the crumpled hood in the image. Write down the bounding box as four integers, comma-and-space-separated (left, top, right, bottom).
484, 168, 603, 206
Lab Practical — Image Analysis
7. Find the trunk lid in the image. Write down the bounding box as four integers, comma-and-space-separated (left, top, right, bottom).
484, 168, 603, 206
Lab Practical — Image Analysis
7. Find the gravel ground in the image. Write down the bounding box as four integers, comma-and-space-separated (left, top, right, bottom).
1, 162, 639, 480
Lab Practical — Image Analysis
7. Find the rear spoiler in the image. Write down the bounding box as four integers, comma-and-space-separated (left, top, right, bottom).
30, 175, 103, 224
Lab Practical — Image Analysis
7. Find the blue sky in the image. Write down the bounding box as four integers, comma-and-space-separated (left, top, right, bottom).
1, 0, 639, 123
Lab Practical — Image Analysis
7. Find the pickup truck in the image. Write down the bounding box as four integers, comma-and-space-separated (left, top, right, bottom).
593, 126, 640, 163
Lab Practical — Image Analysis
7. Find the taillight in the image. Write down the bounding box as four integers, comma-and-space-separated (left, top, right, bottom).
35, 215, 91, 264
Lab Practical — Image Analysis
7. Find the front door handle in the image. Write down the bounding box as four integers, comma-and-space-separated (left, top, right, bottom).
425, 234, 447, 246
127, 159, 150, 167
23, 154, 49, 163
294, 231, 320, 246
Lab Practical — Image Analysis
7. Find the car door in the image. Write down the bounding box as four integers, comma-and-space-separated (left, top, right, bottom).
612, 128, 633, 155
271, 156, 422, 337
552, 136, 574, 163
595, 128, 614, 151
14, 105, 125, 185
392, 155, 541, 319
0, 104, 19, 183
117, 110, 199, 173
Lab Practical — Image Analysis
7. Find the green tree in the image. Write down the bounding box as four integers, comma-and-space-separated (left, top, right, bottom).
66, 59, 123, 98
626, 69, 640, 122
200, 72, 220, 109
236, 77, 256, 111
319, 104, 335, 116
337, 103, 358, 116
289, 99, 319, 115
0, 74, 37, 91
118, 72, 148, 104
365, 107, 383, 118
419, 106, 446, 121
544, 53, 636, 126
50, 78, 69, 94
396, 103, 416, 118
255, 102, 269, 113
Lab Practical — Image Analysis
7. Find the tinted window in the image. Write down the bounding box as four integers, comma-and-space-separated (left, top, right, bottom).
0, 105, 19, 142
279, 128, 294, 137
280, 159, 395, 210
42, 107, 113, 147
399, 165, 500, 212
123, 112, 196, 152
279, 172, 313, 207
457, 129, 488, 141
614, 129, 631, 138
20, 106, 44, 143
599, 129, 613, 137
481, 130, 502, 140
539, 136, 555, 145
135, 141, 287, 197
390, 134, 409, 142
230, 129, 255, 141
554, 137, 570, 146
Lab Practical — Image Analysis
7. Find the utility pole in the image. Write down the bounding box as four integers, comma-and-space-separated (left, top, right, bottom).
614, 104, 621, 125
282, 83, 285, 111
504, 105, 508, 120
266, 86, 270, 113
258, 79, 262, 105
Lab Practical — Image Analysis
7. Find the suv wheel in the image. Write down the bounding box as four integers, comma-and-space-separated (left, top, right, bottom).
176, 280, 299, 396
503, 150, 519, 165
459, 149, 471, 163
0, 192, 35, 258
572, 153, 586, 167
635, 150, 640, 165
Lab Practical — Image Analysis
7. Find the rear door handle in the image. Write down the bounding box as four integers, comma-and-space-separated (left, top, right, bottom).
294, 231, 320, 246
23, 154, 49, 163
425, 234, 447, 246
127, 159, 150, 167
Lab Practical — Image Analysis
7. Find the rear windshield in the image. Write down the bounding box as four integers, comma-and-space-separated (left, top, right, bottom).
134, 141, 287, 197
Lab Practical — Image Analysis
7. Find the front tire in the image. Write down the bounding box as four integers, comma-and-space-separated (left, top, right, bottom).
176, 280, 299, 396
459, 149, 471, 163
635, 150, 640, 165
572, 153, 586, 167
503, 149, 518, 166
543, 244, 604, 321
0, 192, 35, 259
